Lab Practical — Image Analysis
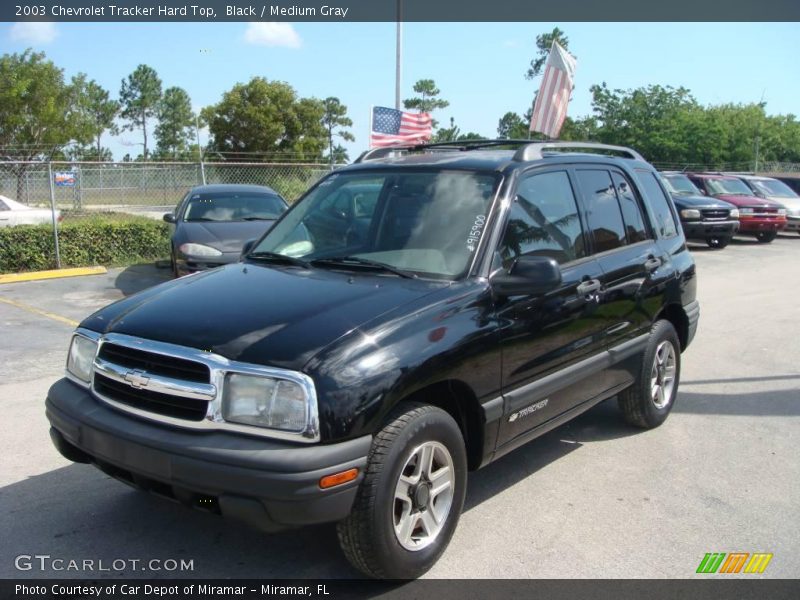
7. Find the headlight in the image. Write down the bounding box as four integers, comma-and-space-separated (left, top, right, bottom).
739, 208, 754, 215
222, 373, 317, 436
66, 334, 98, 384
729, 208, 740, 219
680, 209, 701, 219
179, 243, 223, 257
777, 208, 787, 216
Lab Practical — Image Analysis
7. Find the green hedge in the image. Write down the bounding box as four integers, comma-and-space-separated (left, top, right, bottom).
0, 214, 171, 273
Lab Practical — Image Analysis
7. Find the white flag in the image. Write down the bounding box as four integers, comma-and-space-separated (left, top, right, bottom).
529, 41, 577, 139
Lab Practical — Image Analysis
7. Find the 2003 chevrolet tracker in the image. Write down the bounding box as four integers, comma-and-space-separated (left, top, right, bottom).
47, 141, 699, 578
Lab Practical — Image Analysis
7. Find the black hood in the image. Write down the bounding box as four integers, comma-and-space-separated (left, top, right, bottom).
174, 221, 277, 253
80, 264, 447, 371
670, 194, 736, 210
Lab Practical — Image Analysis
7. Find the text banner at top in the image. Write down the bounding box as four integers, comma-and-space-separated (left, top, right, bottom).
4, 0, 800, 22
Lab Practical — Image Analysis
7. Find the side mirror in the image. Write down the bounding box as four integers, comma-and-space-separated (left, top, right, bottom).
163, 213, 177, 223
240, 239, 257, 258
490, 255, 562, 297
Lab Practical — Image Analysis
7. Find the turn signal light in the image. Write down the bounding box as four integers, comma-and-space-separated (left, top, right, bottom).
319, 468, 359, 489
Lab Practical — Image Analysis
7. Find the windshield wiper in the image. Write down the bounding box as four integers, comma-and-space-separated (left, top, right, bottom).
241, 216, 277, 221
311, 256, 417, 279
247, 251, 311, 268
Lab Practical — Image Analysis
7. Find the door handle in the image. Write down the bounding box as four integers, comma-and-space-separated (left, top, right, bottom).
644, 257, 661, 272
577, 279, 602, 297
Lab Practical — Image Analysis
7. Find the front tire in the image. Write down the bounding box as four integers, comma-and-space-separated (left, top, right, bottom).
337, 403, 467, 579
706, 236, 730, 249
618, 320, 681, 429
756, 231, 777, 243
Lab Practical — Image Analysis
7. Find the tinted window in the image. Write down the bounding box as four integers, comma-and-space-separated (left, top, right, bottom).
498, 170, 585, 266
612, 171, 648, 243
704, 177, 753, 196
0, 199, 8, 211
254, 170, 499, 279
637, 171, 679, 238
576, 169, 626, 253
183, 191, 287, 222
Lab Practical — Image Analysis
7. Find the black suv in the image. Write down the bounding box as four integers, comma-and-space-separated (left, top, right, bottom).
660, 172, 740, 248
46, 141, 699, 579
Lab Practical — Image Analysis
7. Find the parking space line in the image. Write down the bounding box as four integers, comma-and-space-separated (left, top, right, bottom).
0, 296, 79, 327
0, 266, 107, 284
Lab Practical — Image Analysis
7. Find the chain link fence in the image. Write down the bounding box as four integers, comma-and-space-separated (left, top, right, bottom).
1, 158, 799, 273
0, 161, 334, 272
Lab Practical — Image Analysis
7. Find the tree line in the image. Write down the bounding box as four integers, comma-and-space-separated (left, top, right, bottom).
2, 37, 799, 172
0, 49, 358, 166
494, 28, 800, 166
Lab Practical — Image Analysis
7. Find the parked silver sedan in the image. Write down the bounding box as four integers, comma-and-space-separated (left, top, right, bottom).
0, 195, 60, 226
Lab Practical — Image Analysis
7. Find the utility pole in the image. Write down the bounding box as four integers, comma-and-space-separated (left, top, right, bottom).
196, 114, 206, 185
395, 1, 402, 109
754, 90, 766, 174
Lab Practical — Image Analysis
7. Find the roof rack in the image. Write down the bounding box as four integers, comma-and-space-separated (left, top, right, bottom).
512, 142, 645, 162
353, 139, 540, 163
353, 140, 646, 164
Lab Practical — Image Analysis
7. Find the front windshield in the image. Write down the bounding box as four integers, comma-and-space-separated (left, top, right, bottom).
752, 179, 798, 199
662, 174, 701, 195
250, 169, 500, 279
182, 191, 286, 222
705, 178, 753, 196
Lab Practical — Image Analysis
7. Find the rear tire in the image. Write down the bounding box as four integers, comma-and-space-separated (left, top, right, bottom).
618, 320, 681, 429
337, 402, 467, 579
756, 231, 777, 243
706, 236, 730, 249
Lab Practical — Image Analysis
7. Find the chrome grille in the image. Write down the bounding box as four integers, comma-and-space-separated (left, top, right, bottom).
98, 342, 209, 383
92, 335, 216, 423
94, 373, 209, 421
701, 209, 729, 220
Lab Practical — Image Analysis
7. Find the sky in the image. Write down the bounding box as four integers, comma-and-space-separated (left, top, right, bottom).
2, 21, 799, 161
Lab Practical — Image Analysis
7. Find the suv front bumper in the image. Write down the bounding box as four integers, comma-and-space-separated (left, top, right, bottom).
681, 219, 739, 240
46, 378, 371, 532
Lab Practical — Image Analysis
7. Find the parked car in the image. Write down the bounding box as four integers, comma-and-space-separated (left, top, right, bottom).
164, 184, 288, 276
0, 195, 60, 226
732, 174, 800, 235
686, 173, 787, 243
47, 141, 699, 579
660, 172, 739, 248
768, 174, 800, 196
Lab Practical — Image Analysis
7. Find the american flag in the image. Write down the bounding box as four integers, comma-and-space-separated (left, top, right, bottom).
529, 41, 577, 139
370, 106, 433, 148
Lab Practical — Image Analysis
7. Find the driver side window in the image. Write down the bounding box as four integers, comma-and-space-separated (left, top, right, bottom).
318, 190, 351, 219
497, 170, 586, 268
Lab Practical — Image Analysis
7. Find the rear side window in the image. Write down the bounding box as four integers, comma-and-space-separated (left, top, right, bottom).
576, 169, 627, 253
637, 171, 679, 238
498, 170, 586, 266
611, 171, 649, 243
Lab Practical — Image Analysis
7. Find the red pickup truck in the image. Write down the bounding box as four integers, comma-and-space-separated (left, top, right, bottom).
687, 173, 787, 243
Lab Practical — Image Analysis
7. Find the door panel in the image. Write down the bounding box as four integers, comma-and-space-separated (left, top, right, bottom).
494, 169, 614, 447
496, 257, 612, 446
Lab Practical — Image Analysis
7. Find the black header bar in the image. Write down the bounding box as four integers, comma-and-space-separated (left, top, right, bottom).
4, 0, 800, 22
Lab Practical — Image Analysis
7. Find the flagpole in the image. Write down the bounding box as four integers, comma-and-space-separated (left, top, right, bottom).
395, 1, 402, 110
369, 105, 374, 149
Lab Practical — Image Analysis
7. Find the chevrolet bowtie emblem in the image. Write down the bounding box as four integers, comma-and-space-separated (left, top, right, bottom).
124, 370, 150, 389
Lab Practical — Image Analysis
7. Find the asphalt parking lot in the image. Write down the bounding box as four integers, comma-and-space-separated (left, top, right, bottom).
1, 235, 798, 579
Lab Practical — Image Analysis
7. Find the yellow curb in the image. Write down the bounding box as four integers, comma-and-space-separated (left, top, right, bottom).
0, 296, 79, 327
0, 266, 107, 284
